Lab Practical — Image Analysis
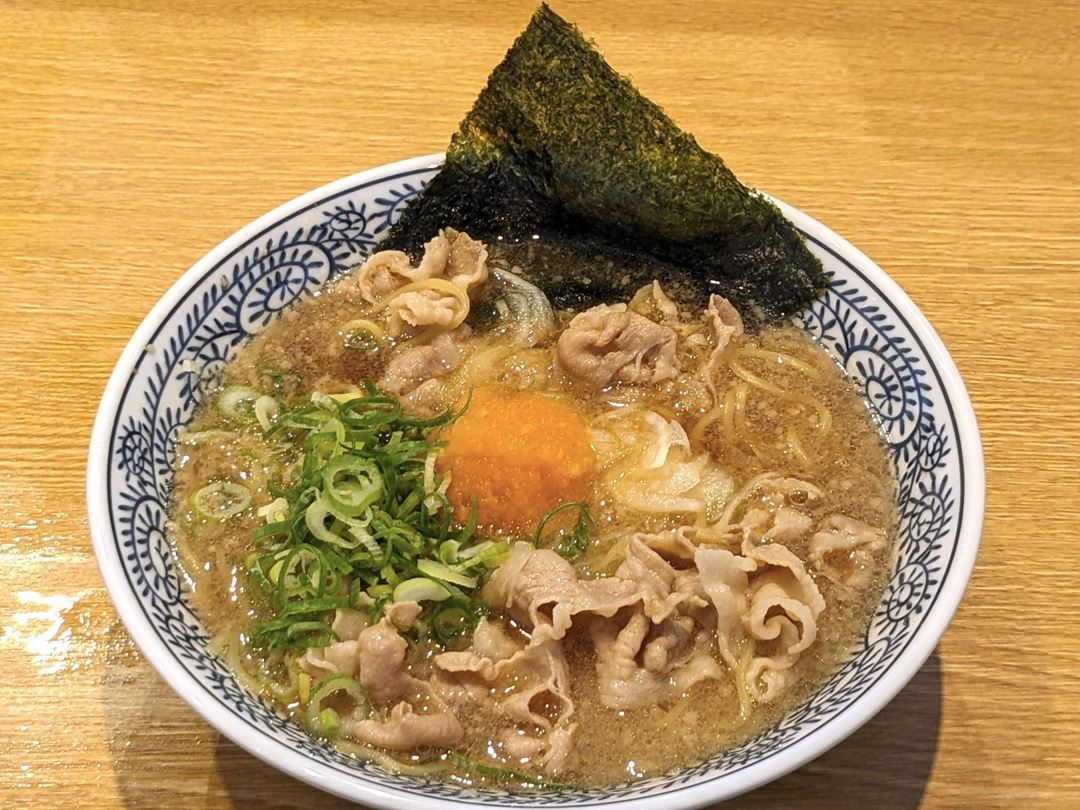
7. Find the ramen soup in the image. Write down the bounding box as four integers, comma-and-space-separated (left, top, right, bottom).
169, 230, 896, 789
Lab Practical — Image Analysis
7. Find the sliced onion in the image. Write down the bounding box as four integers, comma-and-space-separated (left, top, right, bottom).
640, 411, 692, 469
693, 464, 735, 523
490, 269, 555, 347
618, 457, 707, 514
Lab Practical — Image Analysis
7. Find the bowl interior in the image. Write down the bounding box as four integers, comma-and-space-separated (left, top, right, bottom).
88, 155, 980, 808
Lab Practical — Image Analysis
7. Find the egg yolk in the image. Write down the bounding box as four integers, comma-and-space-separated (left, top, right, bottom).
438, 386, 595, 534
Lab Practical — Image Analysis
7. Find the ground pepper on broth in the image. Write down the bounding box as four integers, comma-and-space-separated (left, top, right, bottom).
168, 233, 896, 791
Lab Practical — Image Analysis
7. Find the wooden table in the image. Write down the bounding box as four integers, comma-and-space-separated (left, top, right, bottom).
2, 1, 1077, 806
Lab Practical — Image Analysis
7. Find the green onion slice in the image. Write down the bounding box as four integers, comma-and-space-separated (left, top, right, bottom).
218, 385, 261, 420
393, 577, 452, 604
322, 455, 383, 517
304, 674, 370, 737
254, 395, 280, 430
448, 752, 566, 791
192, 481, 251, 520
533, 501, 594, 561
416, 559, 478, 589
431, 598, 481, 644
245, 384, 505, 653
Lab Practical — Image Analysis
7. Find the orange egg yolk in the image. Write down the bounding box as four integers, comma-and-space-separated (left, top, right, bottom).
438, 386, 596, 534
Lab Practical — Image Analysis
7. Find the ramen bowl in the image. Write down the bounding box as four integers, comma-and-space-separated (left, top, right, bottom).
87, 154, 984, 808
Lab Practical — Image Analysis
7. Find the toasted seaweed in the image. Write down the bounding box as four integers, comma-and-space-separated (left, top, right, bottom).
381, 3, 827, 325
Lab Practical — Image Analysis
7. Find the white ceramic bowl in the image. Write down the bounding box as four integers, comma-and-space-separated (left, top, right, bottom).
87, 154, 984, 808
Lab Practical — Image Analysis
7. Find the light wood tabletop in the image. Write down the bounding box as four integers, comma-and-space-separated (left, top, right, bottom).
2, 0, 1078, 807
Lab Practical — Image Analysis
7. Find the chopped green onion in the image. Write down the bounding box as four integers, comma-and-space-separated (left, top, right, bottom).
246, 384, 499, 652
417, 559, 478, 589
318, 707, 342, 734
393, 577, 452, 604
437, 540, 461, 565
322, 456, 383, 517
367, 584, 393, 600
304, 496, 362, 549
218, 385, 261, 420
533, 501, 594, 561
192, 481, 251, 520
456, 540, 511, 570
303, 674, 369, 737
257, 497, 289, 524
431, 598, 482, 644
254, 395, 280, 430
448, 752, 566, 791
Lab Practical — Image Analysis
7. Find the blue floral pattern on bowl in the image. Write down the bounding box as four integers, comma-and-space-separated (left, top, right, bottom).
99, 160, 969, 806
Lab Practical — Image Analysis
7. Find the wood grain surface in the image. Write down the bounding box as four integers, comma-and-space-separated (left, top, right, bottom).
2, 0, 1078, 807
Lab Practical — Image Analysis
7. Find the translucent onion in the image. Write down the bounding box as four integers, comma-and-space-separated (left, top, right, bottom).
617, 457, 708, 514
490, 268, 555, 347
641, 411, 691, 469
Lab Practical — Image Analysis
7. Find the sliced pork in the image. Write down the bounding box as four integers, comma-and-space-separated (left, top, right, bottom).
557, 303, 679, 388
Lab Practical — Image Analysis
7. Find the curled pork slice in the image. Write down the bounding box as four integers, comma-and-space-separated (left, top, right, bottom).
471, 617, 521, 661
702, 294, 744, 403
378, 332, 463, 397
484, 532, 723, 712
614, 530, 710, 624
353, 236, 443, 305
630, 280, 680, 321
385, 600, 422, 629
333, 611, 467, 751
694, 547, 754, 669
433, 635, 577, 775
588, 608, 723, 710
353, 229, 489, 305
557, 303, 679, 388
742, 542, 826, 657
740, 506, 814, 545
696, 540, 826, 703
357, 615, 427, 705
809, 514, 888, 589
386, 230, 487, 339
385, 288, 465, 338
333, 608, 369, 640
346, 701, 463, 750
480, 542, 641, 644
443, 228, 490, 293
300, 639, 360, 678
713, 472, 825, 544
299, 608, 369, 677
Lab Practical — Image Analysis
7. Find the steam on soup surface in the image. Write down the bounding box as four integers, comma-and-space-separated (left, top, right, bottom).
169, 230, 895, 789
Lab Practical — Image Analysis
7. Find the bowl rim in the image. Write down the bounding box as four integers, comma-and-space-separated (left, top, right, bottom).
87, 152, 985, 808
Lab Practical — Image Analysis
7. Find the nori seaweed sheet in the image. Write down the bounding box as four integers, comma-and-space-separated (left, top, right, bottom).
381, 3, 827, 326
